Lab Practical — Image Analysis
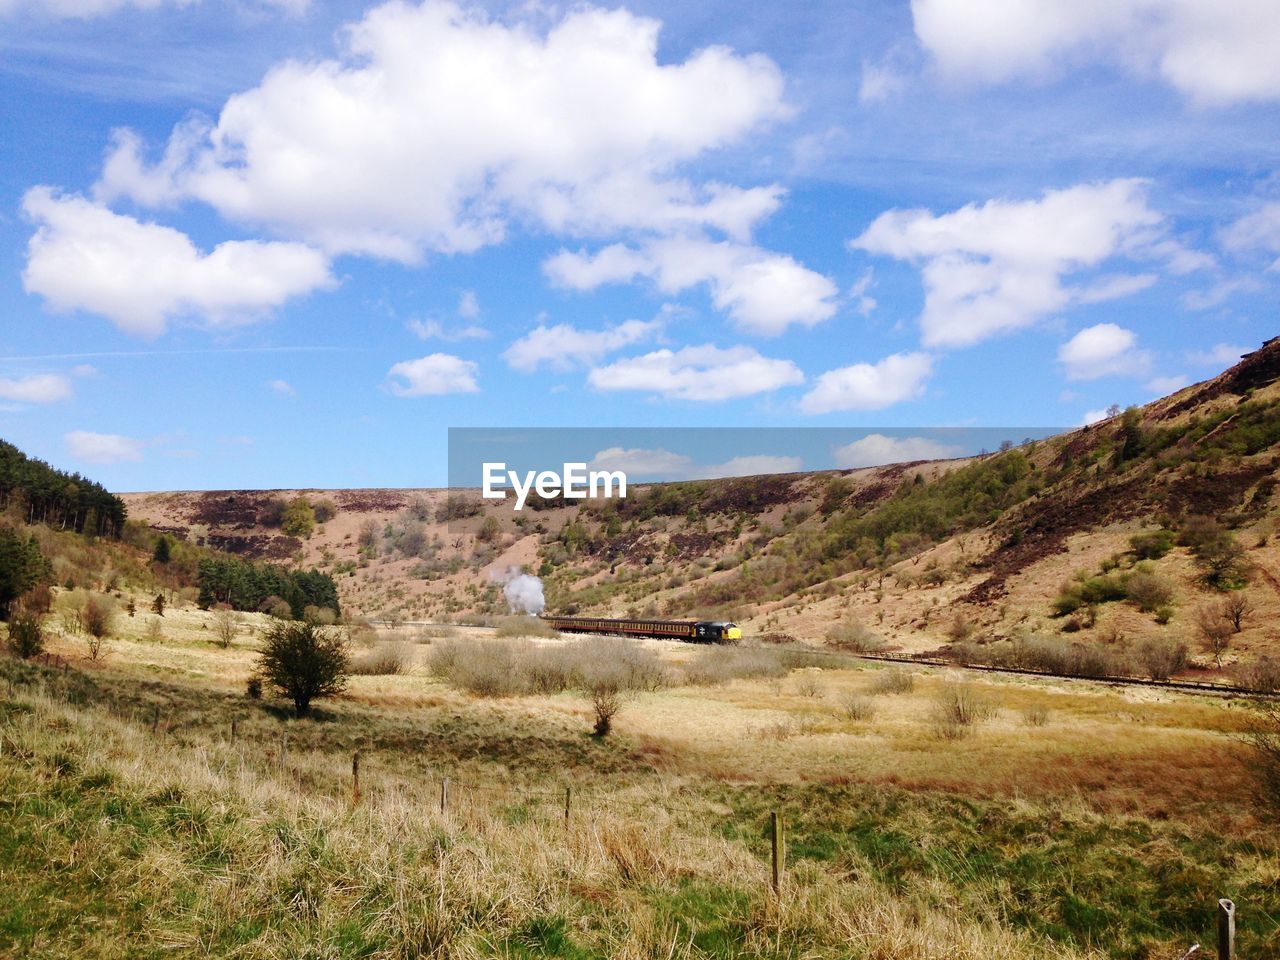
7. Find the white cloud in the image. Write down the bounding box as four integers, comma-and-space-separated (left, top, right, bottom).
911, 0, 1280, 105
406, 318, 489, 341
65, 430, 143, 464
1058, 323, 1152, 380
457, 290, 480, 319
852, 180, 1171, 348
503, 318, 662, 373
22, 188, 332, 337
588, 343, 803, 402
834, 433, 963, 468
849, 269, 877, 316
546, 237, 838, 336
267, 379, 296, 396
859, 57, 909, 104
1182, 277, 1263, 311
386, 353, 479, 396
96, 2, 788, 260
1080, 408, 1113, 426
800, 351, 933, 414
0, 373, 72, 404
1186, 343, 1249, 367
1221, 201, 1280, 269
0, 0, 307, 19
586, 447, 801, 480
1146, 374, 1189, 395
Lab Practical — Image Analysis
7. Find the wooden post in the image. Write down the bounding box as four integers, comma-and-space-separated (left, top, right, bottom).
151, 706, 160, 732
279, 732, 288, 774
1218, 899, 1235, 960
230, 719, 237, 744
564, 785, 572, 826
440, 777, 449, 814
351, 751, 361, 807
771, 811, 785, 894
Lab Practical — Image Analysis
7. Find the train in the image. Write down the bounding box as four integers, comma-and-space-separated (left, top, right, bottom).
539, 615, 742, 643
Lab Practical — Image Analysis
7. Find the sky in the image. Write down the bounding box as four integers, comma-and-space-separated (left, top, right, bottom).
0, 0, 1278, 490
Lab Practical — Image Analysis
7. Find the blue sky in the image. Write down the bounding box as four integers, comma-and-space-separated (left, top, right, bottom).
0, 0, 1277, 490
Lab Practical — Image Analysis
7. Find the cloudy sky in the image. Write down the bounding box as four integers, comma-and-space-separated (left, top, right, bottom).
1, 0, 1277, 489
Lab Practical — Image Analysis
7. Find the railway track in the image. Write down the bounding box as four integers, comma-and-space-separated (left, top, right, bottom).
847, 651, 1280, 699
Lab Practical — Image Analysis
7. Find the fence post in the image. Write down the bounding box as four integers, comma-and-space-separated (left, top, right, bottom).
230, 719, 237, 745
352, 751, 361, 807
771, 811, 785, 894
279, 732, 288, 774
440, 777, 449, 815
151, 706, 160, 733
1218, 899, 1235, 960
564, 785, 572, 826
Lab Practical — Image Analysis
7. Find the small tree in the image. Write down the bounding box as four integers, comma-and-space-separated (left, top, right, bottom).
0, 529, 50, 621
83, 596, 114, 661
152, 536, 171, 564
126, 597, 137, 618
256, 619, 349, 717
212, 606, 239, 649
152, 593, 166, 616
1196, 604, 1233, 667
6, 614, 44, 659
281, 497, 316, 538
1221, 592, 1252, 633
476, 515, 501, 544
589, 680, 622, 738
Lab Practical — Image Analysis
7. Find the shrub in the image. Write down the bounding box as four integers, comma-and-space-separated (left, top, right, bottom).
1237, 656, 1280, 694
839, 693, 876, 721
280, 497, 316, 538
794, 673, 824, 698
6, 614, 44, 659
1129, 528, 1174, 560
1022, 705, 1050, 727
212, 607, 239, 649
683, 645, 787, 685
1180, 517, 1248, 589
1241, 702, 1280, 815
83, 596, 114, 640
946, 611, 976, 642
933, 684, 992, 739
494, 615, 557, 638
824, 620, 884, 653
1137, 637, 1188, 681
245, 676, 262, 699
1126, 569, 1174, 614
350, 641, 412, 676
869, 668, 916, 695
1196, 605, 1234, 667
256, 619, 350, 717
590, 681, 622, 737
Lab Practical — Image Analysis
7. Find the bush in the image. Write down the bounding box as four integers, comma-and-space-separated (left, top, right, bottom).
350, 641, 412, 676
590, 681, 622, 737
1021, 705, 1050, 727
83, 596, 114, 640
825, 620, 885, 653
933, 684, 992, 739
494, 615, 557, 638
1129, 528, 1174, 560
839, 693, 876, 721
1136, 637, 1188, 680
1126, 569, 1175, 614
256, 619, 350, 717
1242, 702, 1280, 815
869, 668, 915, 695
683, 645, 787, 686
1237, 656, 1280, 694
430, 636, 668, 698
6, 614, 44, 659
280, 497, 316, 538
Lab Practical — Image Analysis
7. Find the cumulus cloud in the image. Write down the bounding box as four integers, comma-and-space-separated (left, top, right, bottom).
1058, 323, 1152, 380
386, 353, 479, 396
65, 430, 143, 464
1221, 201, 1280, 268
800, 351, 933, 414
95, 2, 788, 260
22, 188, 332, 336
852, 180, 1173, 348
1146, 374, 1189, 395
503, 318, 662, 372
546, 237, 838, 336
0, 0, 307, 18
0, 373, 73, 404
586, 447, 801, 480
1186, 342, 1249, 367
1080, 408, 1113, 426
833, 433, 962, 468
911, 0, 1280, 105
588, 343, 803, 402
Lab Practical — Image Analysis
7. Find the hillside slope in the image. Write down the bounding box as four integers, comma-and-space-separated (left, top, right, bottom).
122, 338, 1280, 669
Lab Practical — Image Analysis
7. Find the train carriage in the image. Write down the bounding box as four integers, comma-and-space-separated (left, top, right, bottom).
539, 615, 741, 643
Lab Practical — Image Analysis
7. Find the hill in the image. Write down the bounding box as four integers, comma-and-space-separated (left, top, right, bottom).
121, 338, 1280, 674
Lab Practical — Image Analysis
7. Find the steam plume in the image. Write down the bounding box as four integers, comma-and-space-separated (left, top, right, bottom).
492, 565, 545, 615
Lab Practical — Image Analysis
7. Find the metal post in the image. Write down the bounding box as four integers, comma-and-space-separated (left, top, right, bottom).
1218, 899, 1235, 960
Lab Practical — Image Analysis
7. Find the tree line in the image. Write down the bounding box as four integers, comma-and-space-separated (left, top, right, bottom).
196, 555, 340, 620
0, 439, 126, 538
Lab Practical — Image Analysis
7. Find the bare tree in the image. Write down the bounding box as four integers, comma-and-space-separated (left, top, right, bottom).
590, 681, 622, 737
1241, 701, 1280, 815
1221, 592, 1252, 633
212, 606, 239, 649
1196, 604, 1233, 667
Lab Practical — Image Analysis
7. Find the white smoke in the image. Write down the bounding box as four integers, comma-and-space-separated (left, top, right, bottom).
491, 565, 546, 615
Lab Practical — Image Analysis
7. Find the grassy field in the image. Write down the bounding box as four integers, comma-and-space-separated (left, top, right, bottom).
2, 600, 1279, 959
